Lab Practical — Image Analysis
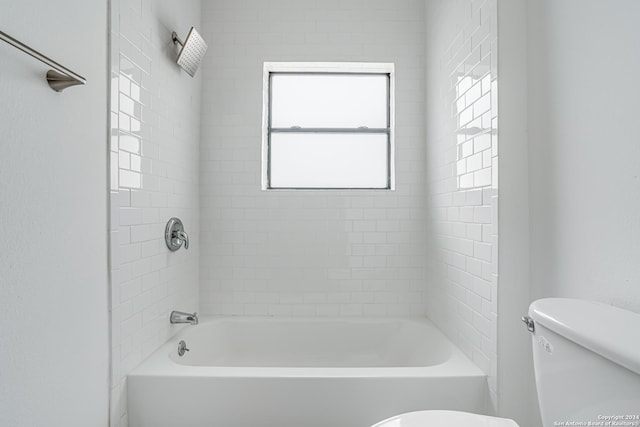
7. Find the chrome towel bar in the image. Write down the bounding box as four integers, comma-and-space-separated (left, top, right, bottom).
0, 30, 86, 92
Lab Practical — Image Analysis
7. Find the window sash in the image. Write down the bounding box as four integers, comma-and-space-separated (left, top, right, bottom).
269, 133, 390, 190
270, 127, 390, 134
269, 72, 391, 130
262, 64, 395, 190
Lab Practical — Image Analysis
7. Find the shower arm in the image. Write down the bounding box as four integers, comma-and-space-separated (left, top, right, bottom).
171, 32, 184, 47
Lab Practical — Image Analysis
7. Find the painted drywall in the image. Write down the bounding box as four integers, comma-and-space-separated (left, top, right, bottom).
496, 0, 536, 425
199, 0, 428, 317
0, 1, 109, 426
424, 0, 499, 413
495, 1, 640, 425
528, 0, 640, 312
108, 0, 202, 425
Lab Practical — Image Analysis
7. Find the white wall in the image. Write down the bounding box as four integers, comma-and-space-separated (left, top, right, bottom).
496, 1, 640, 425
0, 1, 109, 426
109, 0, 202, 425
524, 1, 640, 424
424, 0, 499, 413
199, 0, 428, 317
496, 0, 535, 425
528, 0, 640, 312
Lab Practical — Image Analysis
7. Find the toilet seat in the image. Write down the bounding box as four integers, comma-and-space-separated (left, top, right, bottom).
371, 410, 520, 427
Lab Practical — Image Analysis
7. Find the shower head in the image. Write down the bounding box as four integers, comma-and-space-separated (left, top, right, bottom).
172, 27, 207, 77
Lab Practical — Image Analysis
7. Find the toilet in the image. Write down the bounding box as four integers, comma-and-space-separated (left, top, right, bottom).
372, 298, 640, 427
370, 410, 517, 427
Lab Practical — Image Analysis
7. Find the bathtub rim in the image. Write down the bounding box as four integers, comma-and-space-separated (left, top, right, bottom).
128, 316, 486, 379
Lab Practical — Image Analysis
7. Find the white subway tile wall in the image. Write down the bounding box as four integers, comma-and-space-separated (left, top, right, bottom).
109, 0, 500, 423
109, 0, 202, 425
199, 0, 428, 317
425, 0, 498, 413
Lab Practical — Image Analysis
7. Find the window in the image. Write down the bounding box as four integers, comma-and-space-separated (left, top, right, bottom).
262, 62, 395, 190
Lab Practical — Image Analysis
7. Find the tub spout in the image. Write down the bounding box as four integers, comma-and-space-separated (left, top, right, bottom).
170, 310, 198, 325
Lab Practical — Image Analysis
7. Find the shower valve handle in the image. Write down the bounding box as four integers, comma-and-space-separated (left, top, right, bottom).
177, 230, 189, 250
165, 217, 189, 251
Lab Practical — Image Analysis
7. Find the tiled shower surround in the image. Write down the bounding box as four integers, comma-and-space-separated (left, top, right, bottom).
425, 0, 499, 412
198, 0, 429, 317
109, 0, 202, 425
108, 0, 499, 424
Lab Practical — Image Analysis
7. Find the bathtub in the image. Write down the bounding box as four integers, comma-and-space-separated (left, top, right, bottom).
128, 317, 486, 427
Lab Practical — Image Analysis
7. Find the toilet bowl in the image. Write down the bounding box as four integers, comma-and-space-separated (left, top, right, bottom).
371, 410, 518, 427
371, 298, 640, 427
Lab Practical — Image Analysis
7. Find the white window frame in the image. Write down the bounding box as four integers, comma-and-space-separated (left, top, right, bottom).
261, 62, 395, 190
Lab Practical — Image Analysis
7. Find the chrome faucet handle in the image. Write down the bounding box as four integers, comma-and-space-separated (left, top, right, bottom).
177, 230, 189, 249
165, 218, 189, 251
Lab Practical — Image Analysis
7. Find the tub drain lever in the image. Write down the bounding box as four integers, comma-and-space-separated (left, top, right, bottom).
178, 340, 189, 357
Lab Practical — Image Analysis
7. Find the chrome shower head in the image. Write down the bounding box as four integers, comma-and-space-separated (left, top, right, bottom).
172, 27, 207, 77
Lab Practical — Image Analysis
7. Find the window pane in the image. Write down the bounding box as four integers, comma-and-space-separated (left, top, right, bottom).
270, 133, 388, 188
271, 74, 388, 128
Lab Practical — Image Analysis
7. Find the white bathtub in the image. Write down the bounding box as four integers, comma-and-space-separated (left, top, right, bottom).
128, 317, 486, 427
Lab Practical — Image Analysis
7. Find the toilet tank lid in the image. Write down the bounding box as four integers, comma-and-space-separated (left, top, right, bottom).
529, 298, 640, 376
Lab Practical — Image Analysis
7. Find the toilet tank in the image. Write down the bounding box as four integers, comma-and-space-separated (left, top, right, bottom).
528, 298, 640, 427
